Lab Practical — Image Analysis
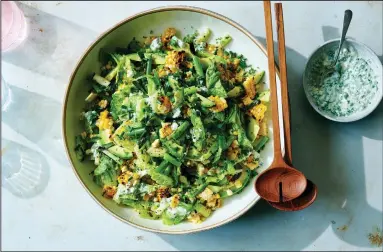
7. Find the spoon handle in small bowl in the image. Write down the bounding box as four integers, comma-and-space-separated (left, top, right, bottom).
334, 9, 353, 64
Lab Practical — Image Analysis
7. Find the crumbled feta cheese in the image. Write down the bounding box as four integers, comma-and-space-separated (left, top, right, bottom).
150, 38, 162, 51
137, 170, 148, 177
127, 70, 134, 78
166, 207, 187, 219
154, 198, 170, 215
171, 122, 179, 131
170, 36, 185, 48
113, 184, 130, 202
172, 108, 181, 118
226, 189, 233, 196
194, 41, 206, 52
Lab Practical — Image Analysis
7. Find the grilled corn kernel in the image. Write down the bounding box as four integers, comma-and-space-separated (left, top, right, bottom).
103, 185, 117, 198
207, 44, 217, 54
97, 110, 114, 131
243, 76, 256, 100
158, 67, 169, 77
159, 123, 173, 138
234, 180, 243, 188
98, 99, 108, 109
249, 103, 267, 121
231, 140, 239, 148
157, 96, 172, 114
162, 27, 177, 44
170, 195, 180, 208
242, 96, 253, 106
208, 96, 228, 113
246, 161, 259, 170
187, 212, 203, 224
118, 171, 132, 184
143, 194, 151, 201
151, 139, 161, 148
258, 120, 268, 136
165, 50, 185, 72
198, 187, 214, 201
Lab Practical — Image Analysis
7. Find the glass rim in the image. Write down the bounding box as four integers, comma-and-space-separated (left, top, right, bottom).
1, 1, 17, 40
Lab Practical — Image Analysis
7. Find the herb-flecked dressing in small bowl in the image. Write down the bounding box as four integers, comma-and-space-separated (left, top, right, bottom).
303, 39, 382, 122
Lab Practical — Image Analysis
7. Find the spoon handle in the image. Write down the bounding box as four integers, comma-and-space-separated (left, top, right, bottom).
334, 9, 353, 64
264, 1, 283, 162
275, 3, 292, 166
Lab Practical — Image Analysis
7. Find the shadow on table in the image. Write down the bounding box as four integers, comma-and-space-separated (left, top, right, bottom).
1, 139, 50, 198
1, 3, 99, 168
1, 1, 97, 82
157, 36, 382, 250
2, 84, 69, 168
322, 25, 383, 247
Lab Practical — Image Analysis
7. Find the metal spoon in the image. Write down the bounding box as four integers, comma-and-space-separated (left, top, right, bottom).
321, 9, 353, 83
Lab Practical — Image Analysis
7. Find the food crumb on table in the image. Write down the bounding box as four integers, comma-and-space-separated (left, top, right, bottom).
337, 225, 348, 232
135, 235, 144, 241
368, 227, 382, 247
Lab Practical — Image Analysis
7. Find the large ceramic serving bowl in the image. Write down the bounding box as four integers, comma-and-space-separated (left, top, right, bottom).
63, 6, 284, 234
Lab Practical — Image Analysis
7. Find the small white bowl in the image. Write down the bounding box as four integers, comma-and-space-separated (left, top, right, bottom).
303, 38, 382, 122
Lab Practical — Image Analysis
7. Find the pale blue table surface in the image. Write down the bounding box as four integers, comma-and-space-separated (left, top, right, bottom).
1, 1, 382, 251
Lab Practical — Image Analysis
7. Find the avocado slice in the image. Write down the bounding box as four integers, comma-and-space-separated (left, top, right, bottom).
219, 168, 250, 198
126, 53, 141, 61
147, 146, 167, 157
99, 130, 112, 145
108, 145, 133, 159
196, 94, 215, 108
85, 92, 98, 102
149, 53, 166, 65
139, 210, 161, 220
195, 203, 212, 218
126, 53, 166, 65
112, 121, 136, 151
258, 90, 270, 102
253, 70, 265, 84
227, 86, 244, 98
247, 117, 260, 143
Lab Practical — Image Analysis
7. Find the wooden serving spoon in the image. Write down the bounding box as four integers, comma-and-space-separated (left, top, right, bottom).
254, 1, 307, 203
267, 3, 317, 211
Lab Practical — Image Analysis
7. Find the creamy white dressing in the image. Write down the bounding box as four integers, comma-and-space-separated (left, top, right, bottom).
154, 198, 171, 215
166, 207, 187, 219
307, 45, 378, 117
113, 184, 130, 202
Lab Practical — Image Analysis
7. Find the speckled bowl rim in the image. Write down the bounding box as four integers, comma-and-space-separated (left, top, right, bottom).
62, 5, 282, 234
302, 38, 383, 123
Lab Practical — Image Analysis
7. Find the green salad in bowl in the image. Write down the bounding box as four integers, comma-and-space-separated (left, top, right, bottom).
74, 27, 270, 225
